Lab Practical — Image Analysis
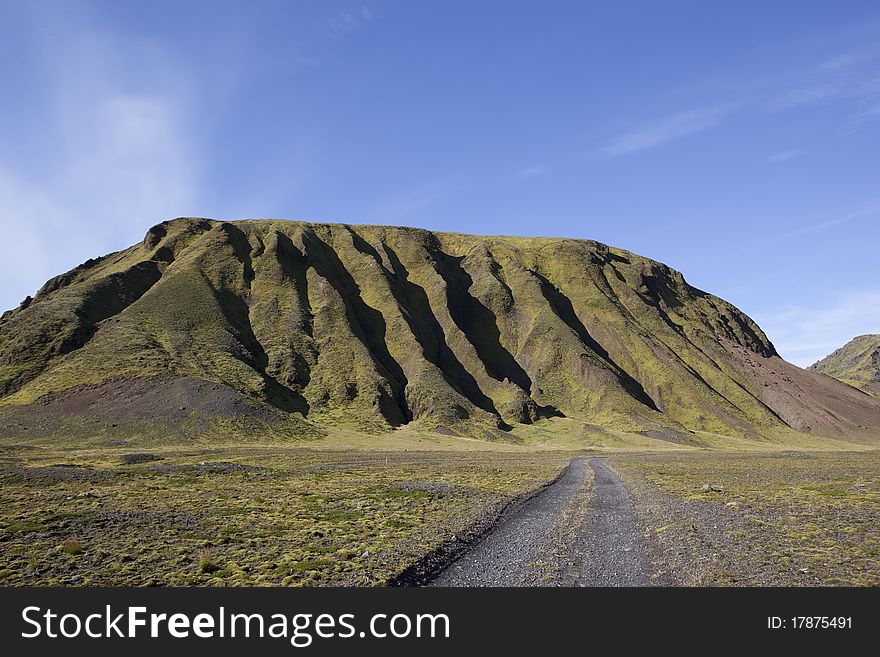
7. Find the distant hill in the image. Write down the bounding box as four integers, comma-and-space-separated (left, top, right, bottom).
2, 218, 879, 444
810, 335, 880, 398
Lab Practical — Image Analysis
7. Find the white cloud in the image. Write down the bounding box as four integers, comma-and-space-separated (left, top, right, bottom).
768, 48, 880, 113
597, 48, 880, 162
819, 52, 870, 72
517, 165, 548, 177
753, 290, 880, 367
364, 175, 468, 225
782, 201, 880, 239
0, 96, 195, 312
599, 106, 731, 156
330, 6, 373, 35
368, 184, 447, 224
857, 103, 880, 120
768, 82, 846, 111
765, 149, 806, 163
0, 10, 199, 312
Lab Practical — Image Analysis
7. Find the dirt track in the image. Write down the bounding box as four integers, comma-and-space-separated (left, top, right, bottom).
429, 458, 649, 586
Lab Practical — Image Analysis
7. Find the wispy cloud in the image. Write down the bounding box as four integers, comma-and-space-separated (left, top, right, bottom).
856, 103, 880, 122
765, 149, 806, 164
599, 46, 880, 163
366, 177, 461, 225
768, 82, 846, 112
517, 165, 548, 178
0, 8, 199, 312
768, 47, 880, 113
330, 7, 373, 36
819, 51, 870, 73
782, 201, 880, 239
753, 290, 880, 367
599, 106, 733, 156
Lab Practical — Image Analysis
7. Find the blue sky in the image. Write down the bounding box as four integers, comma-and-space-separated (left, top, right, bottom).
1, 0, 879, 366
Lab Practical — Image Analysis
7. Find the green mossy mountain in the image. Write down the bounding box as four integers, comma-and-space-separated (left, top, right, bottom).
810, 335, 880, 398
2, 218, 879, 444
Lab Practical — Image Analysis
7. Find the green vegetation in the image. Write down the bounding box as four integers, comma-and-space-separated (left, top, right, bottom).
1, 217, 878, 446
0, 218, 877, 587
613, 451, 880, 586
0, 442, 570, 586
810, 334, 880, 397
2, 434, 875, 586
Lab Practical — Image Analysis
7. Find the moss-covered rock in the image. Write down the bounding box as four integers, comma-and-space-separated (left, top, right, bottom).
1, 218, 879, 443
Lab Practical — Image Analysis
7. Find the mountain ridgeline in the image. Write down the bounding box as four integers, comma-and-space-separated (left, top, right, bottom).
1, 218, 879, 445
810, 334, 880, 398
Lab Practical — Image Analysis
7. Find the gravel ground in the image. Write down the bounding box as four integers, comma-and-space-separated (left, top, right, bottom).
576, 459, 650, 586
613, 454, 880, 586
429, 457, 650, 586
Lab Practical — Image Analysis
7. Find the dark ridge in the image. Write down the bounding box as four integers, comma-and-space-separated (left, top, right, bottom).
76, 261, 165, 328
216, 222, 256, 285
206, 281, 309, 416
605, 251, 630, 265
530, 269, 660, 412
589, 263, 725, 409
301, 230, 411, 425
476, 244, 514, 296
622, 276, 789, 426
34, 255, 107, 300
202, 224, 310, 414
54, 261, 165, 360
638, 267, 684, 310
0, 260, 167, 397
382, 244, 511, 422
432, 251, 534, 395
654, 302, 688, 337
609, 265, 627, 283
630, 269, 691, 338
592, 260, 641, 322
728, 309, 777, 358
372, 238, 507, 426
269, 231, 317, 389
642, 328, 788, 426
143, 223, 168, 249
691, 289, 776, 356
666, 310, 793, 425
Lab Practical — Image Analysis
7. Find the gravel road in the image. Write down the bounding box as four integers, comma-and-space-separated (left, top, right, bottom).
429, 457, 650, 586
576, 458, 650, 586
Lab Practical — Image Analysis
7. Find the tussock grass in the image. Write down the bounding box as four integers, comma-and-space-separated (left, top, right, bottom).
0, 441, 570, 586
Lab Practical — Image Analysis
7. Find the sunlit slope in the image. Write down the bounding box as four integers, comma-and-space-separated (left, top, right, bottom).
2, 218, 878, 444
810, 334, 880, 398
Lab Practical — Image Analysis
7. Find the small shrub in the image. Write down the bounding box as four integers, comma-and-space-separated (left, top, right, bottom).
290, 558, 334, 573
199, 559, 220, 574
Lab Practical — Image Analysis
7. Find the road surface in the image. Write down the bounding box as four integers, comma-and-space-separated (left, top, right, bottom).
429, 457, 650, 586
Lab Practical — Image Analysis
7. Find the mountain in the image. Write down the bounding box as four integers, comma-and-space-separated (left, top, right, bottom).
810, 335, 880, 398
2, 218, 879, 445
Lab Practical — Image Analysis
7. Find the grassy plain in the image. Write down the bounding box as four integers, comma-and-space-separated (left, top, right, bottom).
0, 420, 877, 586
613, 451, 880, 586
0, 436, 572, 586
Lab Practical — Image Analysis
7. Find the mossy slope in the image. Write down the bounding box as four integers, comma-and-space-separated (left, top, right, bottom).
2, 218, 879, 443
810, 334, 880, 398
